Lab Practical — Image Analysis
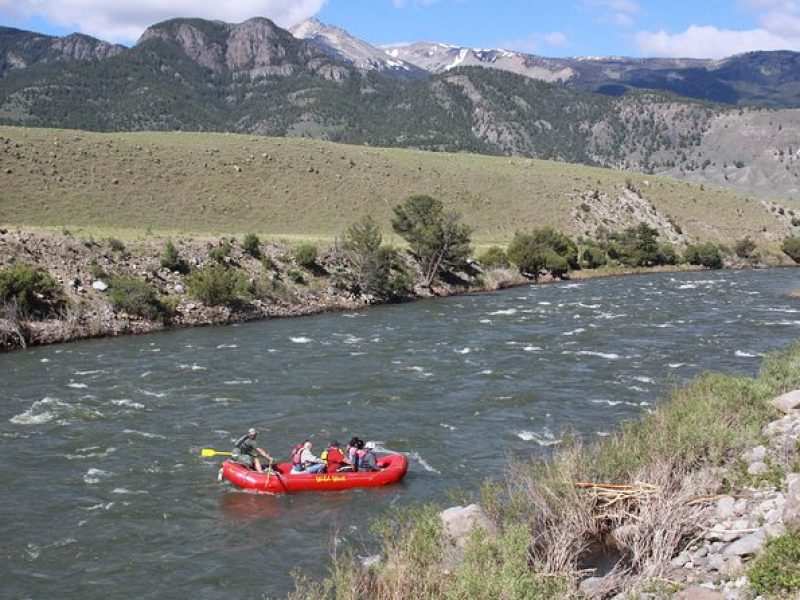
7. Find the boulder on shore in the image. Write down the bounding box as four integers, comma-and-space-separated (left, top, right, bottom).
439, 504, 495, 548
771, 390, 800, 413
783, 475, 800, 533
674, 586, 724, 600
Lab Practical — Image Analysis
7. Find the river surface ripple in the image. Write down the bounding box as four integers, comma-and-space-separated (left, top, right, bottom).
1, 268, 799, 598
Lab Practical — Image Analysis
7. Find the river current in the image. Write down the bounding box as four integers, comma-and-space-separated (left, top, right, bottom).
2, 268, 799, 598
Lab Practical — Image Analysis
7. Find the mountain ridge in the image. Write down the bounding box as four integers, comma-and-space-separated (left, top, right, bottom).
0, 17, 799, 200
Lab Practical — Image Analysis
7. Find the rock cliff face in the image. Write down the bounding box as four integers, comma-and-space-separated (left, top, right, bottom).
0, 27, 122, 77
137, 18, 350, 80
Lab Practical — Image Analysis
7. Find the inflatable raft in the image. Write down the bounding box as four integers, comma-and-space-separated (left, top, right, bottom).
220, 453, 409, 494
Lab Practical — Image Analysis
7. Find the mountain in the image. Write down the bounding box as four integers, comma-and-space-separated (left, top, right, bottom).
290, 18, 425, 79
384, 42, 578, 83
0, 17, 799, 200
0, 26, 123, 78
137, 17, 350, 80
384, 42, 800, 107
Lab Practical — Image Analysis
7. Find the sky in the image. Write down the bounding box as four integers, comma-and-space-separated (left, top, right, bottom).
1, 0, 800, 59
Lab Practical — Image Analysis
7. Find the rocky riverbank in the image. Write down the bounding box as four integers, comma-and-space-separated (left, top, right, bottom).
0, 227, 793, 353
0, 228, 473, 350
438, 391, 800, 600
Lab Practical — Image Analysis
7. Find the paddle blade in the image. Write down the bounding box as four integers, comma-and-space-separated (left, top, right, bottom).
201, 448, 231, 457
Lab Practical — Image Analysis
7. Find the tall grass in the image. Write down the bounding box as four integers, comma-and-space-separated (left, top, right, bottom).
290, 341, 800, 599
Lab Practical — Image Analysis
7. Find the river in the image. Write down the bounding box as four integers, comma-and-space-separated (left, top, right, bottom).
2, 268, 799, 598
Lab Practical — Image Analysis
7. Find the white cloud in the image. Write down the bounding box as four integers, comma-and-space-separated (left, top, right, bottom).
635, 25, 796, 58
580, 0, 640, 27
634, 0, 800, 58
544, 32, 570, 47
0, 0, 327, 44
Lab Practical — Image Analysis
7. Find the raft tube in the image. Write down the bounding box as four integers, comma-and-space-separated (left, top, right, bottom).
220, 453, 409, 494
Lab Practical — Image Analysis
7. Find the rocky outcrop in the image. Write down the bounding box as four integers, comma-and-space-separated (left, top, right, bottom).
0, 27, 122, 78
137, 18, 350, 80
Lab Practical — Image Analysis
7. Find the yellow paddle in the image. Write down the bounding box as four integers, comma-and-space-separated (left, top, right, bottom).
201, 448, 232, 457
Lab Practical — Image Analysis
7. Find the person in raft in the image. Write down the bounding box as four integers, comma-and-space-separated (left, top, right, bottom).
321, 440, 351, 472
232, 428, 273, 473
293, 440, 326, 474
359, 441, 383, 471
346, 437, 362, 472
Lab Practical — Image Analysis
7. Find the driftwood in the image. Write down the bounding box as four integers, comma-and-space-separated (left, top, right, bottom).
576, 482, 659, 513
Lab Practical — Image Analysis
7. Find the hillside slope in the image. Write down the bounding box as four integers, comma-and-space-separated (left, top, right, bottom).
1, 19, 800, 199
0, 126, 796, 246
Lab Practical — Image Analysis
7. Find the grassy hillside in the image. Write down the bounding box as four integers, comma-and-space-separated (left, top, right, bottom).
0, 126, 796, 245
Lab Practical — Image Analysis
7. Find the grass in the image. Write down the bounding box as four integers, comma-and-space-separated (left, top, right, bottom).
0, 126, 793, 246
290, 341, 800, 599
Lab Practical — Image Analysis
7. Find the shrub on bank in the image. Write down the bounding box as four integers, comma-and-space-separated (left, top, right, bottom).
781, 236, 800, 263
684, 242, 723, 269
580, 244, 607, 269
478, 246, 510, 269
0, 264, 63, 319
748, 533, 800, 596
243, 233, 261, 259
209, 242, 232, 264
295, 244, 318, 269
108, 275, 168, 321
186, 265, 246, 306
160, 240, 189, 274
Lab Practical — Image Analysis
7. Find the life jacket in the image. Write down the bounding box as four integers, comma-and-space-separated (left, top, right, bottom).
290, 444, 304, 467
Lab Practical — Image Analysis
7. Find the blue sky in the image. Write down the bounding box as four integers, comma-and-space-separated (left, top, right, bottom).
1, 0, 800, 59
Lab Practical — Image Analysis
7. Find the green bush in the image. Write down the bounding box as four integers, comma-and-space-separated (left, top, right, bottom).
186, 265, 245, 306
478, 246, 510, 269
287, 268, 306, 284
781, 236, 800, 262
656, 242, 679, 265
507, 227, 577, 280
242, 233, 261, 259
209, 242, 231, 264
0, 264, 63, 318
734, 237, 757, 259
684, 242, 723, 269
748, 533, 800, 596
89, 259, 107, 279
580, 244, 607, 269
107, 237, 126, 253
108, 275, 167, 321
160, 240, 188, 274
295, 244, 318, 269
608, 223, 662, 267
261, 255, 277, 272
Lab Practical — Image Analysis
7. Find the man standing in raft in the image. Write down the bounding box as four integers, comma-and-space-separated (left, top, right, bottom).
233, 428, 273, 473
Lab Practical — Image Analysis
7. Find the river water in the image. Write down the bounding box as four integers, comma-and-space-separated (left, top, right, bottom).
2, 268, 799, 598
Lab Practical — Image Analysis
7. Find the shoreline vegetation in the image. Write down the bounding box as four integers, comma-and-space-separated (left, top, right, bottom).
1, 207, 798, 352
291, 342, 800, 600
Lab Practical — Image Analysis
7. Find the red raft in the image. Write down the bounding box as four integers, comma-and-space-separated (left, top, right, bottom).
220, 453, 409, 494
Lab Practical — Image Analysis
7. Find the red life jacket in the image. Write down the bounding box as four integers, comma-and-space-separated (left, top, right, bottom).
290, 444, 303, 467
